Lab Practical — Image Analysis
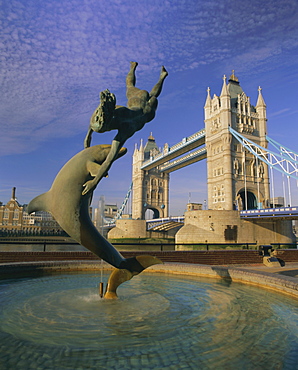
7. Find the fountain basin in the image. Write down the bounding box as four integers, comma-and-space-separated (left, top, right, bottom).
0, 261, 298, 369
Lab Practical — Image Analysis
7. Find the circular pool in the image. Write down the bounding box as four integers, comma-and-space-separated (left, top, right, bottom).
1, 271, 298, 369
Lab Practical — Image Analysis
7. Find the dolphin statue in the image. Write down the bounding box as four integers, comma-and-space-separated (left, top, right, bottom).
28, 144, 162, 298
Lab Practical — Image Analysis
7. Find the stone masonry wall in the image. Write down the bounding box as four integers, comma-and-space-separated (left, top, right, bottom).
176, 210, 295, 245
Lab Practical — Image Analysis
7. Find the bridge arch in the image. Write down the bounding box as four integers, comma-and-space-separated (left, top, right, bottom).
236, 189, 258, 210
145, 207, 160, 220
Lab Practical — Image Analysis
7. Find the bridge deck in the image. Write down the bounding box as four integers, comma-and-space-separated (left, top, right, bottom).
141, 129, 205, 171
147, 217, 185, 230
240, 207, 298, 219
160, 147, 206, 173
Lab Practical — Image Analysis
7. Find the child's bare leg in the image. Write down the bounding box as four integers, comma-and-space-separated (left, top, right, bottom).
126, 61, 138, 88
149, 66, 168, 98
84, 127, 93, 148
126, 61, 141, 101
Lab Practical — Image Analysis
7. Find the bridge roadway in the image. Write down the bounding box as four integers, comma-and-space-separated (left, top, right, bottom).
141, 128, 206, 173
240, 206, 298, 220
146, 216, 185, 231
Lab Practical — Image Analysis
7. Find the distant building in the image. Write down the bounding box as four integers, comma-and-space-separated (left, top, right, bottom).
270, 197, 284, 208
0, 187, 65, 236
187, 203, 203, 211
293, 220, 298, 237
94, 196, 119, 229
104, 204, 118, 220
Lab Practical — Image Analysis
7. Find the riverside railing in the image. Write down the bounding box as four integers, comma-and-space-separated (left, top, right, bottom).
0, 240, 296, 252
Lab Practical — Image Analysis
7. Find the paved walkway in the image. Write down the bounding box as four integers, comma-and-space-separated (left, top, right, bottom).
238, 262, 298, 278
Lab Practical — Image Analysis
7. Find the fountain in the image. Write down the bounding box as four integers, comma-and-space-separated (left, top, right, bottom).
1, 269, 298, 368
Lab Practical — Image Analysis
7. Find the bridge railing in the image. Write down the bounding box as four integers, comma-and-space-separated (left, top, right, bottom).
168, 130, 204, 152
240, 206, 298, 218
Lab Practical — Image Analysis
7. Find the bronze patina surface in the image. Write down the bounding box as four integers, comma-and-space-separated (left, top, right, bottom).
83, 62, 168, 196
28, 62, 167, 298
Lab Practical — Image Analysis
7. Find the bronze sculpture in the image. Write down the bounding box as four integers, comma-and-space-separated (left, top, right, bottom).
83, 62, 168, 195
28, 62, 167, 298
28, 145, 162, 298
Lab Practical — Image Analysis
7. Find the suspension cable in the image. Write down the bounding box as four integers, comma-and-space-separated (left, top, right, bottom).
287, 161, 292, 206
256, 156, 260, 209
270, 163, 275, 207
243, 149, 247, 210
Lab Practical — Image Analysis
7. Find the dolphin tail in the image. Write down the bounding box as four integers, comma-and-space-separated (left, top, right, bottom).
135, 255, 163, 270
27, 192, 49, 214
104, 269, 133, 299
104, 255, 163, 299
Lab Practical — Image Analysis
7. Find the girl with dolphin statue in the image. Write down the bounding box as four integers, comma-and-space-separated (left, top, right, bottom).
28, 62, 168, 298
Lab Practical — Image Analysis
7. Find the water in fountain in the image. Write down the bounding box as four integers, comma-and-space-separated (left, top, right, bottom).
1, 271, 298, 369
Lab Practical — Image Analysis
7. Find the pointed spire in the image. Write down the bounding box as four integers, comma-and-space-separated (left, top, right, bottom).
256, 86, 266, 107
148, 132, 155, 141
229, 70, 239, 83
139, 138, 143, 151
204, 87, 212, 108
220, 74, 231, 111
220, 75, 229, 97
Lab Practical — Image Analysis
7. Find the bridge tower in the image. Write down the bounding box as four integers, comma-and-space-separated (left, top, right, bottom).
204, 72, 270, 210
132, 134, 169, 219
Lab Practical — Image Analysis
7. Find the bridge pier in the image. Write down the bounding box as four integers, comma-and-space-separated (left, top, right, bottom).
108, 219, 147, 239
176, 210, 295, 248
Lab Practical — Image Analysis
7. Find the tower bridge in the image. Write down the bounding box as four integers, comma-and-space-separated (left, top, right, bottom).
108, 71, 297, 245
140, 128, 206, 172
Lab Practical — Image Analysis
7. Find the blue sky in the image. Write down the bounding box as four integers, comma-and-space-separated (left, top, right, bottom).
1, 0, 298, 215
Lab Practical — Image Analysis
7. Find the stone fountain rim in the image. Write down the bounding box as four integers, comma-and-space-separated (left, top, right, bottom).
1, 260, 298, 299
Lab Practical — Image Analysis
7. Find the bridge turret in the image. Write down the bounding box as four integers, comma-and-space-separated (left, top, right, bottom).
256, 86, 267, 142
220, 75, 231, 111
205, 72, 270, 211
256, 86, 266, 110
132, 134, 169, 220
204, 87, 212, 119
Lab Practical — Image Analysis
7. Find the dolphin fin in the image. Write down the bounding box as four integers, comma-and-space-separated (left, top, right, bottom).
27, 192, 49, 214
86, 161, 101, 177
104, 255, 163, 299
136, 255, 163, 269
119, 255, 163, 273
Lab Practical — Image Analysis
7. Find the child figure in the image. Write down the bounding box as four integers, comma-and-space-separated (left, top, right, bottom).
83, 62, 168, 195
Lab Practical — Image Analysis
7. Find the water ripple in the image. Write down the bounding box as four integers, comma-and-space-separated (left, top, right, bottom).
0, 272, 298, 369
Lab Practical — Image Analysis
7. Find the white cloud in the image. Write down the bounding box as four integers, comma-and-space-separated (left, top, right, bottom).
1, 0, 298, 157
269, 108, 291, 118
